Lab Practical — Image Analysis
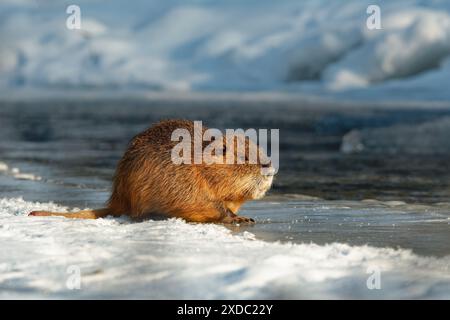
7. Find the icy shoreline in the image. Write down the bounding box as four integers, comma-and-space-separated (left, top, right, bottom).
1, 198, 449, 299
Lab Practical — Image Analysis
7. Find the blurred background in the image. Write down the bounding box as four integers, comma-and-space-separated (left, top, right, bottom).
1, 0, 450, 100
1, 0, 450, 206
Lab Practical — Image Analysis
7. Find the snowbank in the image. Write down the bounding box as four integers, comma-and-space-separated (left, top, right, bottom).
1, 0, 450, 100
1, 197, 449, 299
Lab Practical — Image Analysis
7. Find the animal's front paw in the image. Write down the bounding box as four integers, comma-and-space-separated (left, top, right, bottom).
222, 215, 255, 225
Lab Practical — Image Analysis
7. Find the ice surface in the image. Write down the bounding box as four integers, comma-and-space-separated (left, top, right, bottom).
1, 96, 450, 299
1, 0, 450, 100
1, 197, 449, 299
341, 117, 450, 154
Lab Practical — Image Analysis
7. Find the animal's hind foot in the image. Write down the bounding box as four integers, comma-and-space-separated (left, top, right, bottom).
222, 212, 255, 225
233, 216, 255, 224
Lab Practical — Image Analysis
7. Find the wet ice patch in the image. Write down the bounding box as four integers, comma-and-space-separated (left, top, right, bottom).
0, 197, 449, 299
340, 117, 450, 154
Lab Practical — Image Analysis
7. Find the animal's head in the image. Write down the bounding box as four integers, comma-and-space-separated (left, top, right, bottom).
200, 130, 276, 201
167, 119, 276, 200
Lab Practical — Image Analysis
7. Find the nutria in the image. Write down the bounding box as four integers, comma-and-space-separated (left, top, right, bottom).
29, 119, 275, 223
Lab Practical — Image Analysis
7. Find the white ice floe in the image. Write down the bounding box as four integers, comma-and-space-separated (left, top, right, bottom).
0, 197, 449, 299
0, 162, 42, 181
1, 0, 450, 101
0, 162, 9, 172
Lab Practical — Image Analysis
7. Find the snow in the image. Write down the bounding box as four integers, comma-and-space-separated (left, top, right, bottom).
324, 8, 450, 90
1, 197, 449, 299
1, 0, 450, 101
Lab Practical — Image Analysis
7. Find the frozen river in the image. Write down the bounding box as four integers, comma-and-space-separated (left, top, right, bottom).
0, 97, 449, 298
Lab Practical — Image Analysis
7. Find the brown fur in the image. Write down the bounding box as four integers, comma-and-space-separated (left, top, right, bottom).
29, 119, 275, 224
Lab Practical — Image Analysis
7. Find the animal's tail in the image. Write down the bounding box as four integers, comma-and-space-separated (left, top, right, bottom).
28, 208, 113, 219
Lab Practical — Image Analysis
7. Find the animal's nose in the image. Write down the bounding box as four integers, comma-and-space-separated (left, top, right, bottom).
262, 162, 271, 168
